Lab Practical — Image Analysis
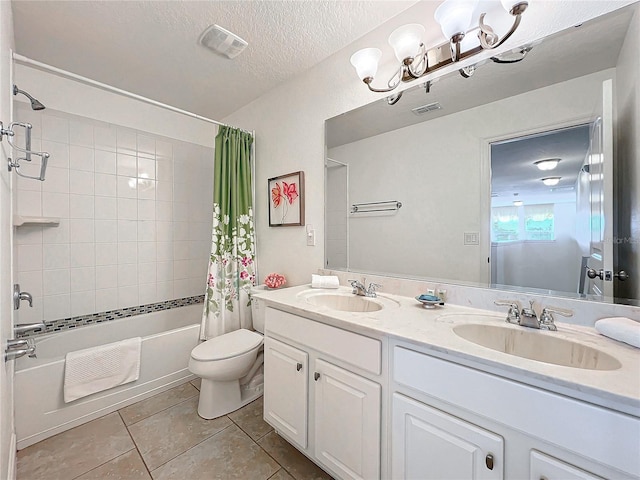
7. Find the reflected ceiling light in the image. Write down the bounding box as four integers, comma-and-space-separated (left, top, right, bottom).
541, 177, 561, 186
534, 158, 560, 171
513, 200, 524, 206
349, 0, 529, 100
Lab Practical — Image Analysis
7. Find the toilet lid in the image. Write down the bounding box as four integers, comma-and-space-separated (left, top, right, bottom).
191, 329, 263, 361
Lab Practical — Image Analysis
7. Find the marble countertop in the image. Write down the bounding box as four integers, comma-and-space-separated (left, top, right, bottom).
253, 285, 640, 417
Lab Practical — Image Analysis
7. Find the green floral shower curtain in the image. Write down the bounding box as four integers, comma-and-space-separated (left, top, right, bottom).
200, 126, 256, 340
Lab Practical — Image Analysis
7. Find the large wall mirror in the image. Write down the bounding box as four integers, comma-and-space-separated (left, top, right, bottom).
324, 4, 639, 306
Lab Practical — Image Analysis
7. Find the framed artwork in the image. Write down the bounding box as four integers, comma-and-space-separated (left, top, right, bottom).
269, 171, 305, 227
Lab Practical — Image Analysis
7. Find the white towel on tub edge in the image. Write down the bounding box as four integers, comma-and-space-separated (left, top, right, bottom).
64, 337, 142, 403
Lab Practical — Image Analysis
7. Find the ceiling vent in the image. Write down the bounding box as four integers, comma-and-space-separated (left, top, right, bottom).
199, 25, 248, 59
411, 102, 443, 116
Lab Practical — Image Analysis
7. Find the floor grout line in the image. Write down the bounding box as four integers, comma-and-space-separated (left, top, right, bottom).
118, 410, 155, 478
145, 421, 236, 475
69, 447, 138, 480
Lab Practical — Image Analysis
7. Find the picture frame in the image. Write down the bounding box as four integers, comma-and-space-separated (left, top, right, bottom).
268, 171, 305, 227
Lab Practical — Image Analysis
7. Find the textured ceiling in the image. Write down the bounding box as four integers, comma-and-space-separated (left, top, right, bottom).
11, 0, 417, 119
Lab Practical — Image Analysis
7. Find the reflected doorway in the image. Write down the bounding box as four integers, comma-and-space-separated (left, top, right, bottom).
490, 124, 591, 294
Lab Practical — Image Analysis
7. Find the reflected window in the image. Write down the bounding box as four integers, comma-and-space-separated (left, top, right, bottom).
492, 204, 555, 243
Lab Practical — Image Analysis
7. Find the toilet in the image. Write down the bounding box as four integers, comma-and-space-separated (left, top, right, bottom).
188, 286, 267, 419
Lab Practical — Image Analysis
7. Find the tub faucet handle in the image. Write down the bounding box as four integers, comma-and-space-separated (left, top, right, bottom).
13, 284, 33, 310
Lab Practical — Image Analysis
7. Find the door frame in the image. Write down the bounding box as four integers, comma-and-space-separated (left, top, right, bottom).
479, 115, 595, 285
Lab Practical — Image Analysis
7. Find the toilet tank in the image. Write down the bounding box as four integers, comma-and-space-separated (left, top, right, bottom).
250, 285, 267, 333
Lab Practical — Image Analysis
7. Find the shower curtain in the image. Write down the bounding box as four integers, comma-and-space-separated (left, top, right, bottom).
200, 126, 256, 340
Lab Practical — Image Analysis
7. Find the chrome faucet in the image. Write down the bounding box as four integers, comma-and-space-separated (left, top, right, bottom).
348, 280, 382, 298
495, 299, 573, 331
5, 338, 36, 362
519, 300, 540, 329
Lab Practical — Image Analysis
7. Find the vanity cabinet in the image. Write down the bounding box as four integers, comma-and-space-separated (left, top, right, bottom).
392, 343, 639, 480
264, 307, 383, 480
263, 337, 308, 448
392, 393, 503, 480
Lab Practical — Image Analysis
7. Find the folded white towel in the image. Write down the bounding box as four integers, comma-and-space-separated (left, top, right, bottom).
64, 337, 142, 403
595, 317, 640, 348
311, 274, 340, 289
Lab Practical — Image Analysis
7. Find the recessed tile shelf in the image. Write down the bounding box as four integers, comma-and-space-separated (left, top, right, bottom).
13, 215, 61, 227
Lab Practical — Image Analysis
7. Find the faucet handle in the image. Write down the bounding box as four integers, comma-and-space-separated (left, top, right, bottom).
494, 300, 520, 324
541, 306, 573, 318
366, 283, 382, 297
539, 306, 573, 331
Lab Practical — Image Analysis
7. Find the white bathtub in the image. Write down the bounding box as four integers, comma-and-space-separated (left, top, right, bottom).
15, 304, 201, 449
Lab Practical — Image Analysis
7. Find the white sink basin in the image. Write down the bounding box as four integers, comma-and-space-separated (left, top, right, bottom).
304, 293, 385, 312
452, 322, 622, 371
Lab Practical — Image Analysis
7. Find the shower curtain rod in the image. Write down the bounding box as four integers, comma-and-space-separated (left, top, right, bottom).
12, 53, 253, 135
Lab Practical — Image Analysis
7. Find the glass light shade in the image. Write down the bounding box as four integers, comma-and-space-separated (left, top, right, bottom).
542, 177, 561, 186
350, 48, 382, 81
534, 159, 560, 171
388, 24, 425, 62
435, 0, 479, 40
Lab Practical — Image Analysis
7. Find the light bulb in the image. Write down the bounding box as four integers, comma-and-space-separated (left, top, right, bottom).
534, 159, 560, 171
513, 200, 524, 206
350, 48, 382, 81
388, 24, 425, 62
434, 0, 479, 40
542, 177, 561, 186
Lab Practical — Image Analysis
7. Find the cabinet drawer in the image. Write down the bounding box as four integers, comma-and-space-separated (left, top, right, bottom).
530, 451, 604, 480
266, 307, 381, 375
393, 346, 640, 478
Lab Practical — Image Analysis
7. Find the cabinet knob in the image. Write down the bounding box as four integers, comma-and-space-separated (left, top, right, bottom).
296, 362, 302, 371
485, 453, 494, 470
314, 372, 320, 381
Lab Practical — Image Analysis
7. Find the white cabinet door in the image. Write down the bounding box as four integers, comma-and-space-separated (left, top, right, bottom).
314, 359, 381, 480
530, 451, 604, 480
263, 337, 308, 449
392, 393, 503, 480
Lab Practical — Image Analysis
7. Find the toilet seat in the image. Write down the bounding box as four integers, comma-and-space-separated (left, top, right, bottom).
191, 329, 263, 362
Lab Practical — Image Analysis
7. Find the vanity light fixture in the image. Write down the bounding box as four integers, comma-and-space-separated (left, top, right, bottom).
541, 177, 561, 186
534, 158, 560, 171
349, 0, 529, 99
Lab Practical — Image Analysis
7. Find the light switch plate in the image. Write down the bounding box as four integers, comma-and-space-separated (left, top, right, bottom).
464, 232, 479, 245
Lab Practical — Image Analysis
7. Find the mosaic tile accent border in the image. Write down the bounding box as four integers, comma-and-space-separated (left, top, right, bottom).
19, 295, 205, 338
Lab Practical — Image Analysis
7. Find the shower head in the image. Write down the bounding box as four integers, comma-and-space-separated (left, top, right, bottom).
13, 85, 45, 110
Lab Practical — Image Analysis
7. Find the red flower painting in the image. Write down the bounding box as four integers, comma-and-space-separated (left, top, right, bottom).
268, 171, 305, 226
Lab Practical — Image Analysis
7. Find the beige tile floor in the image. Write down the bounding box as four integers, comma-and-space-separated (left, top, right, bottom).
17, 380, 333, 480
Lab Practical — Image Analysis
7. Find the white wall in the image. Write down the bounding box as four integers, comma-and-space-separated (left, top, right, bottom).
325, 163, 348, 269
327, 70, 612, 284
494, 202, 580, 292
0, 2, 15, 478
615, 4, 640, 301
12, 67, 216, 325
222, 1, 634, 287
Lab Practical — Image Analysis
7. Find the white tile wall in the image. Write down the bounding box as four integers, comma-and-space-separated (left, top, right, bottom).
14, 105, 214, 322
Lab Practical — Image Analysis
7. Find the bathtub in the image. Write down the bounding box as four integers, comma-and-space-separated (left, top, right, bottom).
15, 304, 201, 449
